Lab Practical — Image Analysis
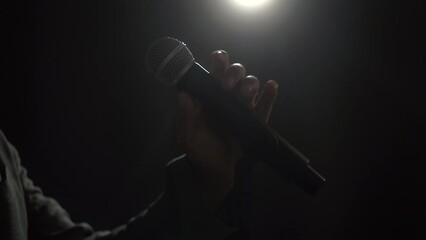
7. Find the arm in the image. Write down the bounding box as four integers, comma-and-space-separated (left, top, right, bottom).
1, 50, 278, 240
0, 131, 233, 240
64, 50, 278, 240
176, 50, 278, 211
0, 129, 92, 240
13, 143, 93, 239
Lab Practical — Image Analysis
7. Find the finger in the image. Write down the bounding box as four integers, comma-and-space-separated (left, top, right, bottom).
210, 50, 229, 79
254, 80, 279, 123
238, 75, 260, 106
222, 63, 246, 90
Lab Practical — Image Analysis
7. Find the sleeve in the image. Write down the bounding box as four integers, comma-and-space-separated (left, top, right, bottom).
10, 143, 94, 240
0, 129, 93, 240
20, 166, 94, 240
2, 128, 236, 240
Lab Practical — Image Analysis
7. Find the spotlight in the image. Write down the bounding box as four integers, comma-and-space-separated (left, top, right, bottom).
233, 0, 270, 7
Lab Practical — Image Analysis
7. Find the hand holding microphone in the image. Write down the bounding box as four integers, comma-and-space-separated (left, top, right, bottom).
176, 50, 278, 209
145, 37, 325, 196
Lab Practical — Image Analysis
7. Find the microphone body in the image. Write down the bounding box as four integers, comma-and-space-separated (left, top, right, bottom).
145, 38, 325, 195
178, 63, 325, 195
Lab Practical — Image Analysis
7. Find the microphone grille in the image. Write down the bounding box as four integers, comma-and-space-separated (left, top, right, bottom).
145, 37, 194, 85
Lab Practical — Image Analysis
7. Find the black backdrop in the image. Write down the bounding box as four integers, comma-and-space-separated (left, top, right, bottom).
2, 0, 425, 239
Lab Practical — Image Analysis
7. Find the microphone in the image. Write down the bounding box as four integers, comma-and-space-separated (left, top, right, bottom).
145, 37, 325, 195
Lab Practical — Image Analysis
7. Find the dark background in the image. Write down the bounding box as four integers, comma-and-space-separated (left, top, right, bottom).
2, 0, 425, 239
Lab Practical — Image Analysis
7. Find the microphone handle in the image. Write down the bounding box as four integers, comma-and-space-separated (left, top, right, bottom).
177, 63, 325, 195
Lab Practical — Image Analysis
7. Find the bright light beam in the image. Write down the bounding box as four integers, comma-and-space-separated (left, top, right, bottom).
233, 0, 270, 7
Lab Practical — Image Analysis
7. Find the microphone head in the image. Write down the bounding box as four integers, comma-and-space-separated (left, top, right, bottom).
145, 37, 195, 86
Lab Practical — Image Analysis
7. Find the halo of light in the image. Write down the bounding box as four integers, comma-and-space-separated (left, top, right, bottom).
233, 0, 269, 7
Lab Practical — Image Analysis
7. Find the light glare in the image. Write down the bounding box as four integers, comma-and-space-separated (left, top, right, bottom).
234, 0, 269, 7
